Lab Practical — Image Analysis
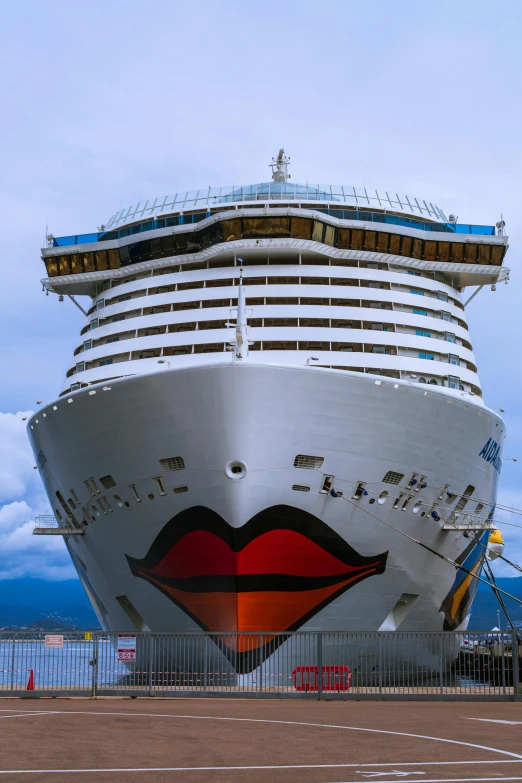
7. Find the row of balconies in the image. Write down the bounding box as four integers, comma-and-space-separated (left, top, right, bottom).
74, 319, 469, 357
89, 276, 462, 315
80, 298, 465, 338
70, 341, 473, 377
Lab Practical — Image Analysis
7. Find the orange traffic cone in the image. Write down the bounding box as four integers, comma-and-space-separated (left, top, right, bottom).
26, 669, 35, 691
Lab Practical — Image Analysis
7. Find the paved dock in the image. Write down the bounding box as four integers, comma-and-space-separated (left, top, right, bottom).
0, 698, 520, 782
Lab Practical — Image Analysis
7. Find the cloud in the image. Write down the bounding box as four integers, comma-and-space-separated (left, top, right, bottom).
0, 412, 75, 580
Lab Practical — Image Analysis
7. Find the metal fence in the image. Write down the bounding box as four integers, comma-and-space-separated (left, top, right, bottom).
0, 630, 519, 700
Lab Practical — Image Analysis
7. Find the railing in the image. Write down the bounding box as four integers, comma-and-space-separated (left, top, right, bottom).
0, 630, 519, 700
33, 516, 84, 536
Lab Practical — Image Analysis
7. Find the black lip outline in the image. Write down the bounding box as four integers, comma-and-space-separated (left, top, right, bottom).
126, 504, 388, 672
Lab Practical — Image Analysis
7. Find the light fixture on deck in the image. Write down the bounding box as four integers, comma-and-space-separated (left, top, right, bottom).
306, 356, 319, 366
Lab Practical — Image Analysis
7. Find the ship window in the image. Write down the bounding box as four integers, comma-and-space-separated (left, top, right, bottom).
100, 359, 113, 366
447, 374, 460, 388
449, 354, 460, 365
440, 310, 451, 321
83, 340, 92, 351
448, 484, 475, 523
438, 291, 448, 302
383, 471, 404, 485
324, 225, 335, 246
312, 221, 324, 242
160, 456, 186, 471
55, 508, 63, 521
99, 474, 116, 489
85, 477, 100, 495
98, 497, 113, 514
401, 495, 414, 511
153, 476, 167, 496
392, 492, 405, 509
419, 352, 434, 360
445, 332, 456, 343
413, 309, 427, 316
369, 302, 383, 309
173, 485, 189, 494
294, 454, 325, 470
371, 323, 384, 330
129, 484, 141, 502
70, 489, 80, 505
292, 485, 310, 492
416, 330, 430, 337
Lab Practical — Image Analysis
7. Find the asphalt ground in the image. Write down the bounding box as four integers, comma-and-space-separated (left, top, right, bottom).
0, 699, 521, 783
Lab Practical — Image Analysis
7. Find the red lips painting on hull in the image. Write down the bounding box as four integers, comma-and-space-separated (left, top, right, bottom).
126, 504, 388, 671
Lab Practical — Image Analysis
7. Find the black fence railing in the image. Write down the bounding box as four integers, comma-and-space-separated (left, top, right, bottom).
0, 630, 519, 700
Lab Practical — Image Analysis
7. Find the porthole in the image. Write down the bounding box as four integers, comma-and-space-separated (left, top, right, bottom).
369, 498, 376, 504
113, 494, 124, 508
420, 511, 426, 517
148, 493, 155, 500
226, 460, 247, 480
91, 505, 100, 518
124, 501, 130, 507
413, 500, 423, 514
378, 491, 389, 505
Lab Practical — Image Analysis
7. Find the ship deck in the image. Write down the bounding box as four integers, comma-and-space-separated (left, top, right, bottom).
0, 698, 520, 782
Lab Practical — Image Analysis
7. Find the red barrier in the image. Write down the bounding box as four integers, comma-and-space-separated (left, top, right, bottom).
26, 669, 35, 691
292, 665, 352, 692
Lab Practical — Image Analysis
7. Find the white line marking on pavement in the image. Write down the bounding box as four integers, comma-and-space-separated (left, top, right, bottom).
329, 779, 522, 783
0, 709, 521, 759
1, 772, 522, 779
466, 719, 522, 726
359, 773, 425, 777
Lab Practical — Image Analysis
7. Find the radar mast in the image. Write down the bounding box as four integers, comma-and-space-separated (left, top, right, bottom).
270, 149, 290, 182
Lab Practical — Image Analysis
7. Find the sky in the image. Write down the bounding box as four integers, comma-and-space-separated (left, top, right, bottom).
0, 0, 521, 581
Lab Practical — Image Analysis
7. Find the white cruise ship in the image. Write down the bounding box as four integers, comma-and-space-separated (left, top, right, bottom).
29, 151, 509, 673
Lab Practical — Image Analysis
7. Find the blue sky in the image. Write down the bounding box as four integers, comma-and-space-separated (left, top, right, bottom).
0, 0, 521, 579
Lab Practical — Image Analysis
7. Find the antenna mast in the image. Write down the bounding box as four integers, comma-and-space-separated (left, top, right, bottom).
270, 149, 290, 182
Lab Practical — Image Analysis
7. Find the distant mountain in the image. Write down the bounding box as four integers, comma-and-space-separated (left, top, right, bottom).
0, 575, 520, 632
0, 578, 99, 629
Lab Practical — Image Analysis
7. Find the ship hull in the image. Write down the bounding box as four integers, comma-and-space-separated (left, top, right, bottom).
28, 362, 502, 678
